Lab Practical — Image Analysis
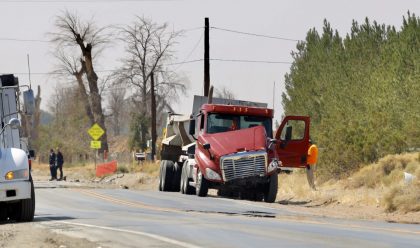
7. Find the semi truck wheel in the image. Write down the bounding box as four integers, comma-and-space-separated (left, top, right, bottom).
161, 160, 174, 191
181, 161, 196, 195
158, 161, 164, 191
16, 178, 35, 222
196, 170, 208, 197
171, 162, 182, 192
180, 161, 188, 194
180, 162, 186, 194
264, 172, 278, 203
0, 204, 7, 221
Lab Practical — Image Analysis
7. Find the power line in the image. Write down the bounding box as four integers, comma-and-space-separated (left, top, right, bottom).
211, 26, 301, 42
173, 33, 203, 70
210, 58, 292, 64
1, 58, 292, 75
0, 37, 49, 43
0, 28, 201, 43
181, 27, 203, 33
0, 0, 177, 2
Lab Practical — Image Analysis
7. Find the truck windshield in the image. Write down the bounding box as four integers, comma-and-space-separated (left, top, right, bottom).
207, 113, 272, 137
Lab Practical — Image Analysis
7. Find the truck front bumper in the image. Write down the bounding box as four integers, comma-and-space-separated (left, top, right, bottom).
0, 180, 31, 202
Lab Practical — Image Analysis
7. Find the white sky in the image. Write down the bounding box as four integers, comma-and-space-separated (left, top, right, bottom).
0, 0, 418, 122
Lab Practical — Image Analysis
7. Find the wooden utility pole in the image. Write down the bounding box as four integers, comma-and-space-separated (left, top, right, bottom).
204, 17, 210, 97
150, 72, 157, 161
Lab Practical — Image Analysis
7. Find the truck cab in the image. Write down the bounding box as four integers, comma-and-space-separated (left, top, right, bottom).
182, 104, 310, 202
158, 95, 311, 203
0, 74, 36, 222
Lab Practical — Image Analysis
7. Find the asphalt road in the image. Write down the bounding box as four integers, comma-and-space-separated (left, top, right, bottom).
33, 181, 420, 248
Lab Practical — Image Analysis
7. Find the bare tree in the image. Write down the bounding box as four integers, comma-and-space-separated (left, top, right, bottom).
215, 86, 235, 100
108, 87, 126, 136
117, 16, 185, 151
45, 86, 91, 162
50, 10, 110, 154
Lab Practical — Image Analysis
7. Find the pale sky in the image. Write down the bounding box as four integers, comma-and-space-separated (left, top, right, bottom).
0, 0, 418, 122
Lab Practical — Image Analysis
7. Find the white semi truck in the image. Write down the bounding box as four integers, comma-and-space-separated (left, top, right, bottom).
0, 74, 36, 222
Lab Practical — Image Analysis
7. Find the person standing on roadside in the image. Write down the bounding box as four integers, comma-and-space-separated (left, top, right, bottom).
56, 148, 64, 181
49, 149, 57, 181
306, 140, 319, 190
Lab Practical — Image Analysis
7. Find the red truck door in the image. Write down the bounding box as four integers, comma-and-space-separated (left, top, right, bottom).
274, 116, 310, 168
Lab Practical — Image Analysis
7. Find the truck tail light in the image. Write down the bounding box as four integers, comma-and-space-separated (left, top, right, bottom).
28, 159, 32, 171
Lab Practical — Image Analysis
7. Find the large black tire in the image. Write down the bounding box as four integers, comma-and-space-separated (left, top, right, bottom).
161, 160, 174, 192
196, 170, 208, 197
15, 178, 35, 222
180, 161, 187, 194
171, 162, 182, 192
158, 161, 164, 191
0, 203, 7, 221
264, 172, 278, 203
181, 161, 196, 195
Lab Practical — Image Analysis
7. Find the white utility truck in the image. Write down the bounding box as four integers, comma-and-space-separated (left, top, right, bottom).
0, 74, 35, 222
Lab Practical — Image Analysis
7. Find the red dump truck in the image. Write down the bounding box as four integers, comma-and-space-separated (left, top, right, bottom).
159, 96, 311, 203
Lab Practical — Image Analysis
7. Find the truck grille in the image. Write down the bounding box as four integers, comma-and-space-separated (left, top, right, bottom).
220, 151, 267, 182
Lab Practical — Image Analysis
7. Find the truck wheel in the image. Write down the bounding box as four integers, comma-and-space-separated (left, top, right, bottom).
171, 162, 182, 192
196, 170, 208, 197
255, 192, 264, 202
181, 161, 196, 195
158, 161, 164, 191
180, 161, 188, 194
161, 160, 174, 191
264, 172, 278, 203
16, 178, 35, 222
0, 204, 7, 221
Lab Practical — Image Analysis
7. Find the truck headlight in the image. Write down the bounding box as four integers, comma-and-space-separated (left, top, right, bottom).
5, 169, 29, 180
267, 159, 280, 173
205, 168, 221, 181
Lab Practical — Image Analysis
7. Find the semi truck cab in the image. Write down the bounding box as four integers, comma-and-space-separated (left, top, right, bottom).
0, 74, 36, 222
185, 104, 310, 202
158, 95, 312, 204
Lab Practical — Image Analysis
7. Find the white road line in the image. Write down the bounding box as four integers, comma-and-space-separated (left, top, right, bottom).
56, 220, 201, 248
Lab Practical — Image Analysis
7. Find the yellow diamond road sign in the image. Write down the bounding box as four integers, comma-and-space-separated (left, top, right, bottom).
88, 123, 105, 141
90, 140, 101, 149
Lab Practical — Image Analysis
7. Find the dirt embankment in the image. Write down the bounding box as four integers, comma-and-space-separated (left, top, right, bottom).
0, 223, 100, 248
277, 152, 420, 223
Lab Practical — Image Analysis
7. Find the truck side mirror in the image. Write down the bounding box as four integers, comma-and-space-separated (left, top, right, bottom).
189, 119, 196, 135
285, 125, 292, 141
267, 138, 277, 150
8, 118, 21, 129
23, 89, 35, 116
29, 150, 36, 159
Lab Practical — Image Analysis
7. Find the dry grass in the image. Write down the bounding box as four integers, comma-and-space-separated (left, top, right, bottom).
138, 161, 160, 177
277, 152, 419, 213
383, 182, 420, 213
345, 153, 418, 189
32, 161, 99, 180
119, 161, 160, 177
